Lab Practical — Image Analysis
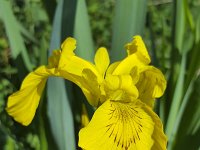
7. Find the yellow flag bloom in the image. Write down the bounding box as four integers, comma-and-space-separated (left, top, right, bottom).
6, 36, 167, 149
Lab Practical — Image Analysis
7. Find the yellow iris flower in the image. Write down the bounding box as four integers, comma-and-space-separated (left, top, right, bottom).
6, 36, 167, 149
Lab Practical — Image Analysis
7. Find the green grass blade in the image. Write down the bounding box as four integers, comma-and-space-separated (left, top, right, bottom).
174, 0, 185, 53
73, 0, 95, 120
110, 0, 147, 62
167, 76, 195, 149
196, 15, 200, 43
0, 0, 34, 71
47, 0, 76, 149
169, 75, 200, 150
166, 52, 186, 144
74, 0, 94, 61
18, 22, 38, 44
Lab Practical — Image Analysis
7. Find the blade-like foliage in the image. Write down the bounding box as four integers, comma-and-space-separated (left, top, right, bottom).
110, 0, 147, 62
74, 0, 95, 61
47, 0, 77, 149
0, 0, 34, 71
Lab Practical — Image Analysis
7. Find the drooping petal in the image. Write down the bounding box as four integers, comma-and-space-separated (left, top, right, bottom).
57, 38, 103, 106
81, 69, 101, 107
112, 36, 150, 75
79, 100, 166, 150
144, 105, 167, 150
6, 66, 50, 126
94, 47, 110, 77
136, 66, 166, 107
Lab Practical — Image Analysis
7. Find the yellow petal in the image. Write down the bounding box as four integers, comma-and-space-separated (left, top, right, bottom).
6, 66, 49, 126
81, 69, 101, 107
136, 66, 166, 107
144, 103, 167, 150
61, 37, 76, 57
79, 100, 167, 150
47, 50, 61, 69
112, 54, 145, 75
53, 38, 103, 107
125, 35, 151, 64
112, 36, 150, 75
130, 66, 140, 85
94, 47, 110, 77
81, 104, 90, 128
106, 61, 120, 75
58, 37, 100, 81
103, 74, 139, 102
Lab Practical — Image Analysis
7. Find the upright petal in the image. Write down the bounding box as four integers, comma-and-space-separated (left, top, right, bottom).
102, 74, 139, 103
94, 47, 110, 77
56, 38, 104, 107
6, 66, 50, 126
136, 66, 166, 107
112, 36, 150, 75
106, 61, 120, 75
79, 100, 167, 150
125, 35, 151, 64
58, 37, 99, 77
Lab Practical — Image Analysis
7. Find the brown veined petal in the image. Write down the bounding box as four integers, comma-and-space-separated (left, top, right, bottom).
79, 100, 167, 150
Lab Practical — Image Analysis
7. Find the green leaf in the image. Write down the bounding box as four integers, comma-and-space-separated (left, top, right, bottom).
47, 0, 76, 149
18, 22, 38, 44
195, 15, 200, 43
0, 0, 34, 71
74, 0, 95, 62
174, 0, 186, 53
110, 0, 147, 62
73, 0, 95, 119
169, 75, 200, 150
166, 52, 186, 144
167, 76, 195, 149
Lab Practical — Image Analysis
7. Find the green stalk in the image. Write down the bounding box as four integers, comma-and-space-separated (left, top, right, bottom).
38, 94, 48, 150
110, 0, 147, 62
165, 52, 186, 142
167, 76, 195, 149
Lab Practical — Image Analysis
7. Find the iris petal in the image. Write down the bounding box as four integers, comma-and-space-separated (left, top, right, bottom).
79, 100, 166, 150
112, 36, 151, 75
94, 47, 110, 77
136, 66, 166, 107
6, 66, 49, 126
125, 35, 151, 64
103, 74, 139, 102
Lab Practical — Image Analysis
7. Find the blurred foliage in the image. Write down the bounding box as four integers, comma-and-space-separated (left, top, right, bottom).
87, 0, 115, 49
0, 0, 200, 149
0, 0, 51, 149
